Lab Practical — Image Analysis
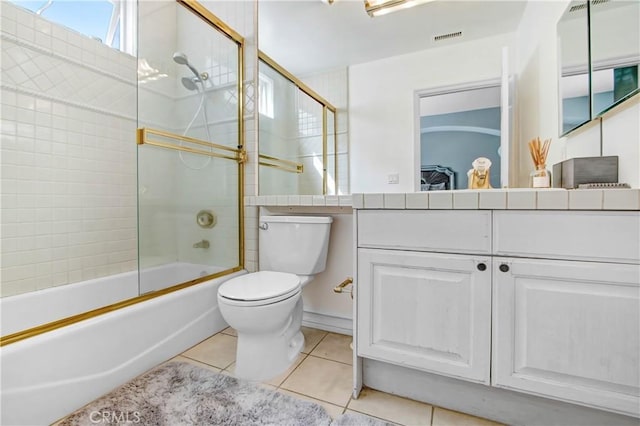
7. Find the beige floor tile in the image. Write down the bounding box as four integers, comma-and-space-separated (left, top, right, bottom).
224, 353, 307, 387
278, 389, 345, 419
302, 326, 328, 354
432, 407, 504, 426
280, 356, 353, 407
348, 388, 432, 425
221, 326, 237, 336
265, 353, 307, 387
170, 355, 222, 373
343, 409, 401, 425
311, 333, 353, 365
220, 369, 277, 391
181, 333, 237, 369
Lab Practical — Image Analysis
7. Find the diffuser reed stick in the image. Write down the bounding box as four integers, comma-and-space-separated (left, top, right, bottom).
528, 137, 552, 188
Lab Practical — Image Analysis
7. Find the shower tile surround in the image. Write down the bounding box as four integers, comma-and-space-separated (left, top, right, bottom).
1, 2, 137, 297
1, 0, 256, 296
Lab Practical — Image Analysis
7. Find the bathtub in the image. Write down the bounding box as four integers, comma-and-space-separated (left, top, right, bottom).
0, 262, 225, 336
0, 266, 244, 426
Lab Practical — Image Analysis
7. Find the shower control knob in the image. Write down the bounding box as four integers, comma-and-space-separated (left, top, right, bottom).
259, 222, 268, 230
499, 264, 510, 273
196, 210, 216, 228
476, 263, 487, 271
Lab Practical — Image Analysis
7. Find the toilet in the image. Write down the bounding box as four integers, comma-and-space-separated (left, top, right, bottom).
217, 215, 333, 381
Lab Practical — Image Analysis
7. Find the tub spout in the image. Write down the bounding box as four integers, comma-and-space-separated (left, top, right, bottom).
193, 239, 210, 249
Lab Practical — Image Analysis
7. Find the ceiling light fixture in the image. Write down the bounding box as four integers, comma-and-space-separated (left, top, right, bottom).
364, 0, 434, 17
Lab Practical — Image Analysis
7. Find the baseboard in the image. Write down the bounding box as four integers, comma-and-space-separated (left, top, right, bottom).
302, 311, 352, 336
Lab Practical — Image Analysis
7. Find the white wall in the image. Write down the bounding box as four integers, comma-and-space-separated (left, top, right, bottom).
0, 2, 137, 297
349, 33, 515, 193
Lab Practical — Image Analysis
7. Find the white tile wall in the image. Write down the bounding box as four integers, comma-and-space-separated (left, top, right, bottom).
1, 2, 137, 297
1, 1, 253, 298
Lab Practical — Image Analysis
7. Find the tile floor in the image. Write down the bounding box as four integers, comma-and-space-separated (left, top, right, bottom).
175, 326, 504, 426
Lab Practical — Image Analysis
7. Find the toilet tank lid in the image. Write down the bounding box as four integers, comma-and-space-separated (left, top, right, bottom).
260, 215, 333, 224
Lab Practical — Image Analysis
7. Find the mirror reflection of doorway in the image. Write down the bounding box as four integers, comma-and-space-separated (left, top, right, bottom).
419, 84, 502, 190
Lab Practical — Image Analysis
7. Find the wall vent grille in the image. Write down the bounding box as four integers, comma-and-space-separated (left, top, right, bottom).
434, 31, 462, 42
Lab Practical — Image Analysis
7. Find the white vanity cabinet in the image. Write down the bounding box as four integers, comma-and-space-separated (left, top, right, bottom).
356, 210, 492, 384
355, 208, 640, 418
491, 211, 640, 417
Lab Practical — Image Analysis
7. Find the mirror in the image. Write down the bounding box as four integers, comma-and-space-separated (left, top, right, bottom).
558, 0, 591, 136
419, 85, 503, 190
257, 56, 338, 196
590, 0, 640, 116
257, 1, 526, 193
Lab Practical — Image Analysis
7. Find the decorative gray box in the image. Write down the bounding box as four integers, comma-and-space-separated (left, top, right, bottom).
552, 156, 618, 189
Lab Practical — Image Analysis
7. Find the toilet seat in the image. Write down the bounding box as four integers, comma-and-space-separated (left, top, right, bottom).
218, 271, 301, 307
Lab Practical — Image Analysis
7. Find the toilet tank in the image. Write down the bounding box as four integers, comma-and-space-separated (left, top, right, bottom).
258, 215, 333, 275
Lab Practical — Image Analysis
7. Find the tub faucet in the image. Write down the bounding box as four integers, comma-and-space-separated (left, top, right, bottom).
193, 239, 210, 249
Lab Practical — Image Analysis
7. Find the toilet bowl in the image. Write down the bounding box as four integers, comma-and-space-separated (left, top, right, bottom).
217, 215, 332, 381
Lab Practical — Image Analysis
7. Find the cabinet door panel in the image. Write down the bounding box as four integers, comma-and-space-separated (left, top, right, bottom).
358, 248, 491, 384
493, 257, 640, 416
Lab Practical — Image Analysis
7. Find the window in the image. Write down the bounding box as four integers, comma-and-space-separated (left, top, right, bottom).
258, 73, 274, 119
9, 0, 136, 55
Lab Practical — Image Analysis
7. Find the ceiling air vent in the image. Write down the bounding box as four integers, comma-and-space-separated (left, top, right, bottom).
434, 31, 462, 42
570, 0, 608, 12
569, 2, 587, 12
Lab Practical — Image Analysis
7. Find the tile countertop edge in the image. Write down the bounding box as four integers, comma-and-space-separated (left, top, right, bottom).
353, 189, 640, 211
245, 195, 353, 208
243, 190, 640, 211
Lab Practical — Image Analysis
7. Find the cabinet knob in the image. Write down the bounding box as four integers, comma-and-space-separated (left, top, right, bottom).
476, 263, 487, 271
499, 264, 510, 273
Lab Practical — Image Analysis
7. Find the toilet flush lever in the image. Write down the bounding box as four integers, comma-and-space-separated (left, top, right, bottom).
258, 222, 268, 230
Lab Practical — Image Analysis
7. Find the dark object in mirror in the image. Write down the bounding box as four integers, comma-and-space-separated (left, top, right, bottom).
420, 165, 455, 190
590, 0, 640, 116
558, 0, 591, 136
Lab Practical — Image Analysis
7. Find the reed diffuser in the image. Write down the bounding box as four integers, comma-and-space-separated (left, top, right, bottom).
528, 137, 552, 188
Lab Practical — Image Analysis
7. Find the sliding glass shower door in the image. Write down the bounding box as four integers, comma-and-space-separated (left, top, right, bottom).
137, 0, 244, 294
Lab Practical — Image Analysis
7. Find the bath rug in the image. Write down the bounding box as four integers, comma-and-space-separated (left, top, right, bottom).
57, 361, 391, 426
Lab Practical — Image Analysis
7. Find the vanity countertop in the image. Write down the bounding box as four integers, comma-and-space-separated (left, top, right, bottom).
246, 189, 640, 211
353, 189, 640, 211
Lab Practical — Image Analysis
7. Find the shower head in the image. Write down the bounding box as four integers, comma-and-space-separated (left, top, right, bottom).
172, 51, 201, 81
181, 77, 199, 91
172, 52, 189, 65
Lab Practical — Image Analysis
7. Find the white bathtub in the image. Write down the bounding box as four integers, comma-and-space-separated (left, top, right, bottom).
0, 267, 244, 426
0, 262, 225, 336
